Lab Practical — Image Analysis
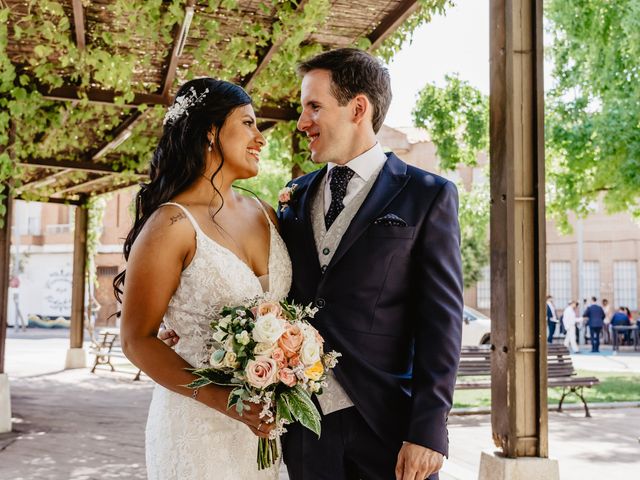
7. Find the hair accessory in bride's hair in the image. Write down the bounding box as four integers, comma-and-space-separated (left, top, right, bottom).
163, 86, 210, 126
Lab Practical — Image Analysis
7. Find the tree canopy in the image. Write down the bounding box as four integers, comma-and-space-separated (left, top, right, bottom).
412, 74, 490, 288
545, 0, 640, 230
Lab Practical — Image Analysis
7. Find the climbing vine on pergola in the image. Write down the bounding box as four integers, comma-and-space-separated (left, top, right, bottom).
0, 0, 452, 211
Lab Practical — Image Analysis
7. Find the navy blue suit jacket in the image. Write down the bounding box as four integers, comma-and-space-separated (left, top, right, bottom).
583, 304, 606, 328
277, 153, 463, 457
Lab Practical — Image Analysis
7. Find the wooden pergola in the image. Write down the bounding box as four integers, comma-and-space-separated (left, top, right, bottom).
0, 0, 556, 476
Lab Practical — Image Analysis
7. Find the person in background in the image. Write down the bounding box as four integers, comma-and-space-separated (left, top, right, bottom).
562, 301, 580, 354
583, 297, 606, 353
611, 306, 632, 344
602, 298, 613, 344
546, 295, 559, 344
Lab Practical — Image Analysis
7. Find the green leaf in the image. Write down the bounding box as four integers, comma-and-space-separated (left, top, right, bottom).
186, 367, 236, 386
184, 377, 212, 389
280, 386, 321, 437
276, 394, 294, 424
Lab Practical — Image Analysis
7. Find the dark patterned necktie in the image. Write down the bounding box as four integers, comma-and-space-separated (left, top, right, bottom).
325, 166, 355, 229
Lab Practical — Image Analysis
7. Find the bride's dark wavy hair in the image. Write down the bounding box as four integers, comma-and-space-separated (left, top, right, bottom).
113, 78, 252, 304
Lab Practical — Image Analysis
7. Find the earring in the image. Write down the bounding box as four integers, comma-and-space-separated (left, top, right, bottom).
208, 138, 214, 152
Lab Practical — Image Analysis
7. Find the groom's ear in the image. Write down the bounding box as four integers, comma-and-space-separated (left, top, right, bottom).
351, 94, 372, 127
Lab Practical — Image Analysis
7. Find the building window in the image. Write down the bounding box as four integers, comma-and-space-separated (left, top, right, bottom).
614, 261, 638, 310
583, 261, 600, 301
476, 265, 490, 309
549, 261, 571, 308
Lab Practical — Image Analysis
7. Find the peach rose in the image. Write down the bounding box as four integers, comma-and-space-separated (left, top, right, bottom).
256, 301, 282, 318
278, 324, 304, 358
245, 356, 278, 389
278, 367, 297, 387
278, 188, 291, 203
271, 347, 287, 369
288, 354, 302, 368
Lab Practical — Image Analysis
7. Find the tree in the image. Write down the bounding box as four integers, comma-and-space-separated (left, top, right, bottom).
412, 74, 490, 288
545, 0, 640, 231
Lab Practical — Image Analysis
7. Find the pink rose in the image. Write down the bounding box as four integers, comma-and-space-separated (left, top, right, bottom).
271, 347, 287, 369
256, 301, 282, 318
278, 368, 297, 387
278, 189, 291, 203
245, 356, 278, 389
278, 324, 304, 358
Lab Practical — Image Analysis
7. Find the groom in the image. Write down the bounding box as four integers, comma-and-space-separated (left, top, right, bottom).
279, 48, 463, 480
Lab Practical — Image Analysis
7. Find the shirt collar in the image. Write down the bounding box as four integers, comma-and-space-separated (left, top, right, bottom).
327, 143, 386, 181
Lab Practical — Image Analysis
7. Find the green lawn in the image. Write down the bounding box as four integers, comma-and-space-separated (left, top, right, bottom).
453, 370, 640, 408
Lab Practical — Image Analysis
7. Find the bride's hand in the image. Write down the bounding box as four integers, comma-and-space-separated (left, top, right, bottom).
158, 328, 180, 347
200, 385, 276, 439
229, 400, 277, 439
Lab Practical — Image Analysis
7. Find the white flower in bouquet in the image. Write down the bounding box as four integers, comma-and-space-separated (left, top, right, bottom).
253, 313, 285, 344
254, 341, 277, 356
235, 330, 250, 345
222, 351, 239, 369
300, 338, 321, 366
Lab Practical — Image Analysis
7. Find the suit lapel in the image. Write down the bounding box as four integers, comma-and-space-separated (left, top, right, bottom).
323, 153, 409, 274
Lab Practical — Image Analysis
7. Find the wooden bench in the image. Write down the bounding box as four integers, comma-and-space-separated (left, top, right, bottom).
90, 329, 142, 381
611, 325, 639, 351
456, 344, 600, 417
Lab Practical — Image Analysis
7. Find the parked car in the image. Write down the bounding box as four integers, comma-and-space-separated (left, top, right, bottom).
462, 306, 491, 345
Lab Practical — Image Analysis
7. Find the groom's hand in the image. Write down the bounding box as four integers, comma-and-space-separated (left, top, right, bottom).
395, 442, 444, 480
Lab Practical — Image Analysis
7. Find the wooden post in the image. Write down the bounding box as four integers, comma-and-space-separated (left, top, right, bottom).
71, 200, 88, 347
291, 131, 304, 179
65, 199, 89, 368
489, 0, 548, 460
0, 189, 13, 433
0, 192, 13, 374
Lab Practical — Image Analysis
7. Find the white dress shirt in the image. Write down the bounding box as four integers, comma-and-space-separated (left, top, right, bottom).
323, 142, 387, 215
562, 305, 577, 328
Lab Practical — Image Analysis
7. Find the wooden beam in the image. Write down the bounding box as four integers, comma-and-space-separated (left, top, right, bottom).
92, 112, 144, 160
161, 0, 195, 99
0, 191, 12, 374
40, 86, 297, 121
71, 0, 86, 50
52, 175, 115, 198
13, 195, 82, 206
256, 105, 299, 122
18, 158, 126, 174
367, 0, 420, 51
15, 169, 72, 194
243, 0, 310, 92
40, 86, 169, 108
489, 0, 547, 458
70, 200, 89, 349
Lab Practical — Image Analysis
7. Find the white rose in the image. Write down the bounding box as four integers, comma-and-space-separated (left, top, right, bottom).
300, 339, 321, 366
235, 330, 250, 346
254, 341, 276, 356
222, 351, 238, 369
252, 313, 285, 344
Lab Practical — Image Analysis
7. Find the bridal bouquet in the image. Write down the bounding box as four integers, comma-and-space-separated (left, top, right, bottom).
186, 298, 341, 470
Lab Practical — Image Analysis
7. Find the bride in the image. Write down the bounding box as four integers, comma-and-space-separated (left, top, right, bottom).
113, 78, 292, 479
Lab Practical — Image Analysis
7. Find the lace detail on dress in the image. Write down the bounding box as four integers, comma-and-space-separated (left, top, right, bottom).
145, 201, 292, 480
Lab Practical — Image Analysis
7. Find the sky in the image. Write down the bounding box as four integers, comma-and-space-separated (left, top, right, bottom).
384, 0, 490, 128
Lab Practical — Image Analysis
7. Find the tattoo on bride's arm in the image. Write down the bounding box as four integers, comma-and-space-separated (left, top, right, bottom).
169, 212, 187, 226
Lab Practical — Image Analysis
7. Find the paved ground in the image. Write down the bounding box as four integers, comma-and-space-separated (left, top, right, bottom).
1, 329, 639, 479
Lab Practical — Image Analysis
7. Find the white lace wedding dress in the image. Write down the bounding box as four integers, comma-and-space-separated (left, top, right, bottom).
145, 201, 292, 480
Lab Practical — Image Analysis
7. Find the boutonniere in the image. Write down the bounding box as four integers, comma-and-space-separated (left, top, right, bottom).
278, 184, 299, 212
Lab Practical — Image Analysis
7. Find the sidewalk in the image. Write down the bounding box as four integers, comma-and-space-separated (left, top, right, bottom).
2, 330, 639, 479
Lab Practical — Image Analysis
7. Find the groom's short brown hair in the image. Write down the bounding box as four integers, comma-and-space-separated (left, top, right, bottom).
297, 48, 392, 133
